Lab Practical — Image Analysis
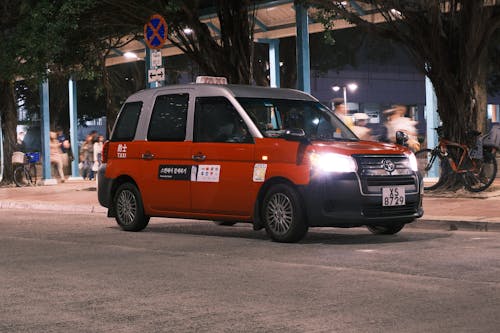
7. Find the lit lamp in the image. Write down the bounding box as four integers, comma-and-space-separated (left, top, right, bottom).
332, 83, 358, 111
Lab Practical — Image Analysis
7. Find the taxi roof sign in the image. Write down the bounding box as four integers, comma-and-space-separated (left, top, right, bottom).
195, 76, 228, 84
144, 14, 168, 50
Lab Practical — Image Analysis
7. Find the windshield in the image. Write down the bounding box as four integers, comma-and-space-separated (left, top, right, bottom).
237, 98, 358, 141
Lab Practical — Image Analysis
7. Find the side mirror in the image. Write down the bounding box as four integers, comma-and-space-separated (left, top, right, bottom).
282, 128, 309, 143
396, 130, 409, 146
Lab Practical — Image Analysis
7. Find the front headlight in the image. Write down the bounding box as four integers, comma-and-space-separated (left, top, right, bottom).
408, 152, 418, 172
310, 152, 357, 173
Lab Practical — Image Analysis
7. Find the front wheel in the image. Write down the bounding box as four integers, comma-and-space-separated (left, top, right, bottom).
13, 166, 29, 187
463, 150, 498, 192
415, 149, 445, 190
114, 183, 150, 231
367, 224, 405, 235
262, 184, 308, 243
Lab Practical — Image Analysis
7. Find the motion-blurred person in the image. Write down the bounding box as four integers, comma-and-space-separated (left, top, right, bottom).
384, 105, 420, 151
352, 112, 373, 141
50, 131, 65, 182
333, 98, 353, 128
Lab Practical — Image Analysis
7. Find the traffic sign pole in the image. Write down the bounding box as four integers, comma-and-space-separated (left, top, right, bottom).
144, 14, 168, 89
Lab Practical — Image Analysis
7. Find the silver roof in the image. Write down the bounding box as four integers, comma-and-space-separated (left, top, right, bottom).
125, 83, 317, 103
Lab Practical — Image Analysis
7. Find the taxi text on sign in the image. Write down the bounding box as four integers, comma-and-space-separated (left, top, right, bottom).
144, 14, 168, 50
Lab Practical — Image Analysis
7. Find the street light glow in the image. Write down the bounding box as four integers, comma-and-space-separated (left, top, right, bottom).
332, 86, 341, 92
124, 52, 138, 59
347, 83, 358, 91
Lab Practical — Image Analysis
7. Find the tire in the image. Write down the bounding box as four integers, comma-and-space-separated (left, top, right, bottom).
262, 184, 308, 243
415, 149, 445, 190
13, 166, 29, 187
463, 150, 498, 192
114, 183, 150, 231
367, 224, 405, 235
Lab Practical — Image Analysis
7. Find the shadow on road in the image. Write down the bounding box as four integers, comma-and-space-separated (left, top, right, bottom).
109, 220, 452, 245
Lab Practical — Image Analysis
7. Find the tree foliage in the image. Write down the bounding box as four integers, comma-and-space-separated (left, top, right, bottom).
305, 0, 500, 140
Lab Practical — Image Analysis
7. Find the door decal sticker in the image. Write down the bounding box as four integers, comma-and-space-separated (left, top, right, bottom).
253, 163, 267, 182
158, 165, 192, 180
196, 165, 221, 182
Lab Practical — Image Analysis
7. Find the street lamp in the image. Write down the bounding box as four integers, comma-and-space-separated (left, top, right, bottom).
332, 83, 358, 111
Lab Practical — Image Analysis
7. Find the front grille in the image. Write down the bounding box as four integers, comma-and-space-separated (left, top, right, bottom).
354, 155, 418, 194
363, 202, 419, 218
366, 175, 416, 187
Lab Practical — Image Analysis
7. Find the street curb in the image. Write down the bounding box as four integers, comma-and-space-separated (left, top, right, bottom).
0, 201, 107, 214
409, 219, 500, 232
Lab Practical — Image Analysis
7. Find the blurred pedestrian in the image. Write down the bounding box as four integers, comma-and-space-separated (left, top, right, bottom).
50, 131, 65, 182
352, 112, 373, 141
92, 135, 104, 175
56, 127, 71, 174
383, 105, 420, 151
79, 134, 95, 180
333, 98, 353, 129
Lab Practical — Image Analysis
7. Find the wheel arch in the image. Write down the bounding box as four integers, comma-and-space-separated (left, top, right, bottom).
107, 175, 140, 217
252, 176, 307, 230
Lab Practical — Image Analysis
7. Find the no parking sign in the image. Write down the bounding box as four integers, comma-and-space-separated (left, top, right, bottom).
144, 14, 168, 50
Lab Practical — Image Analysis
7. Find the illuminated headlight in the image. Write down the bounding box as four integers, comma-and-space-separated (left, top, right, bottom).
310, 152, 357, 173
408, 152, 418, 172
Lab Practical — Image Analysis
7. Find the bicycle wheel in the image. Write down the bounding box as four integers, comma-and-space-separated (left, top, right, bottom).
415, 149, 445, 190
463, 150, 498, 192
13, 166, 29, 187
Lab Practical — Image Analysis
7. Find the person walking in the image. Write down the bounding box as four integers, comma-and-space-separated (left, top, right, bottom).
383, 105, 420, 151
333, 98, 353, 129
79, 134, 95, 180
50, 131, 65, 182
351, 112, 373, 141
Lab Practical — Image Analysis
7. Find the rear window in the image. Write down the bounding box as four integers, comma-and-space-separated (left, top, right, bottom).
148, 93, 189, 141
111, 102, 142, 141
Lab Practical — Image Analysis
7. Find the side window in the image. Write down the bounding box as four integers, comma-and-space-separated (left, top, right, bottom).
111, 102, 142, 141
194, 97, 252, 143
148, 93, 189, 141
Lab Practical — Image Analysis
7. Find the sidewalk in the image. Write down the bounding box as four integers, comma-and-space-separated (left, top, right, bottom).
0, 179, 499, 232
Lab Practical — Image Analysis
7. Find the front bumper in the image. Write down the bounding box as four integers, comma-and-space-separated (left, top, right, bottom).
300, 172, 423, 228
97, 164, 113, 208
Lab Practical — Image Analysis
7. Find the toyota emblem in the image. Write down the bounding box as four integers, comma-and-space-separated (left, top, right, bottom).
381, 159, 396, 173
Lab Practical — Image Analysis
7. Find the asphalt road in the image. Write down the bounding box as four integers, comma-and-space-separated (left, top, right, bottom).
1, 210, 500, 333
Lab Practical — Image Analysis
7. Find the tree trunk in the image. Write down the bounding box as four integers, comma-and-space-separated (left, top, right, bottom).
0, 79, 18, 184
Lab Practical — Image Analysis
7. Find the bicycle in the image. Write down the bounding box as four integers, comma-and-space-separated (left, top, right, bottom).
12, 152, 39, 187
415, 127, 497, 192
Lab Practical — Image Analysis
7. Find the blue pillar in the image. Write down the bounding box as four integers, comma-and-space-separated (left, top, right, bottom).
425, 76, 440, 179
425, 76, 439, 149
68, 77, 82, 179
269, 39, 280, 88
40, 79, 55, 184
295, 4, 311, 94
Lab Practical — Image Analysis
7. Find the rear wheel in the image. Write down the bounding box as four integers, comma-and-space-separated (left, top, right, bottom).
367, 224, 405, 235
13, 166, 29, 187
114, 183, 150, 231
463, 150, 497, 192
415, 149, 445, 190
262, 184, 308, 243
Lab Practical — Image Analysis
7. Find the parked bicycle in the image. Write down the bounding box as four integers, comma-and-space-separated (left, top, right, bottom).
12, 152, 39, 187
415, 126, 498, 192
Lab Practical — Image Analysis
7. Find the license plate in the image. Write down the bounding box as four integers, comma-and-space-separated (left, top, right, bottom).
382, 187, 406, 206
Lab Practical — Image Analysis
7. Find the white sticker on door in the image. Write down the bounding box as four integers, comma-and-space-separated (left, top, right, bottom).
196, 165, 221, 182
253, 163, 267, 182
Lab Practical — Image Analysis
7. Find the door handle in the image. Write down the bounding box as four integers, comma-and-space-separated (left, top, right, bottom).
192, 153, 206, 161
141, 152, 155, 160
